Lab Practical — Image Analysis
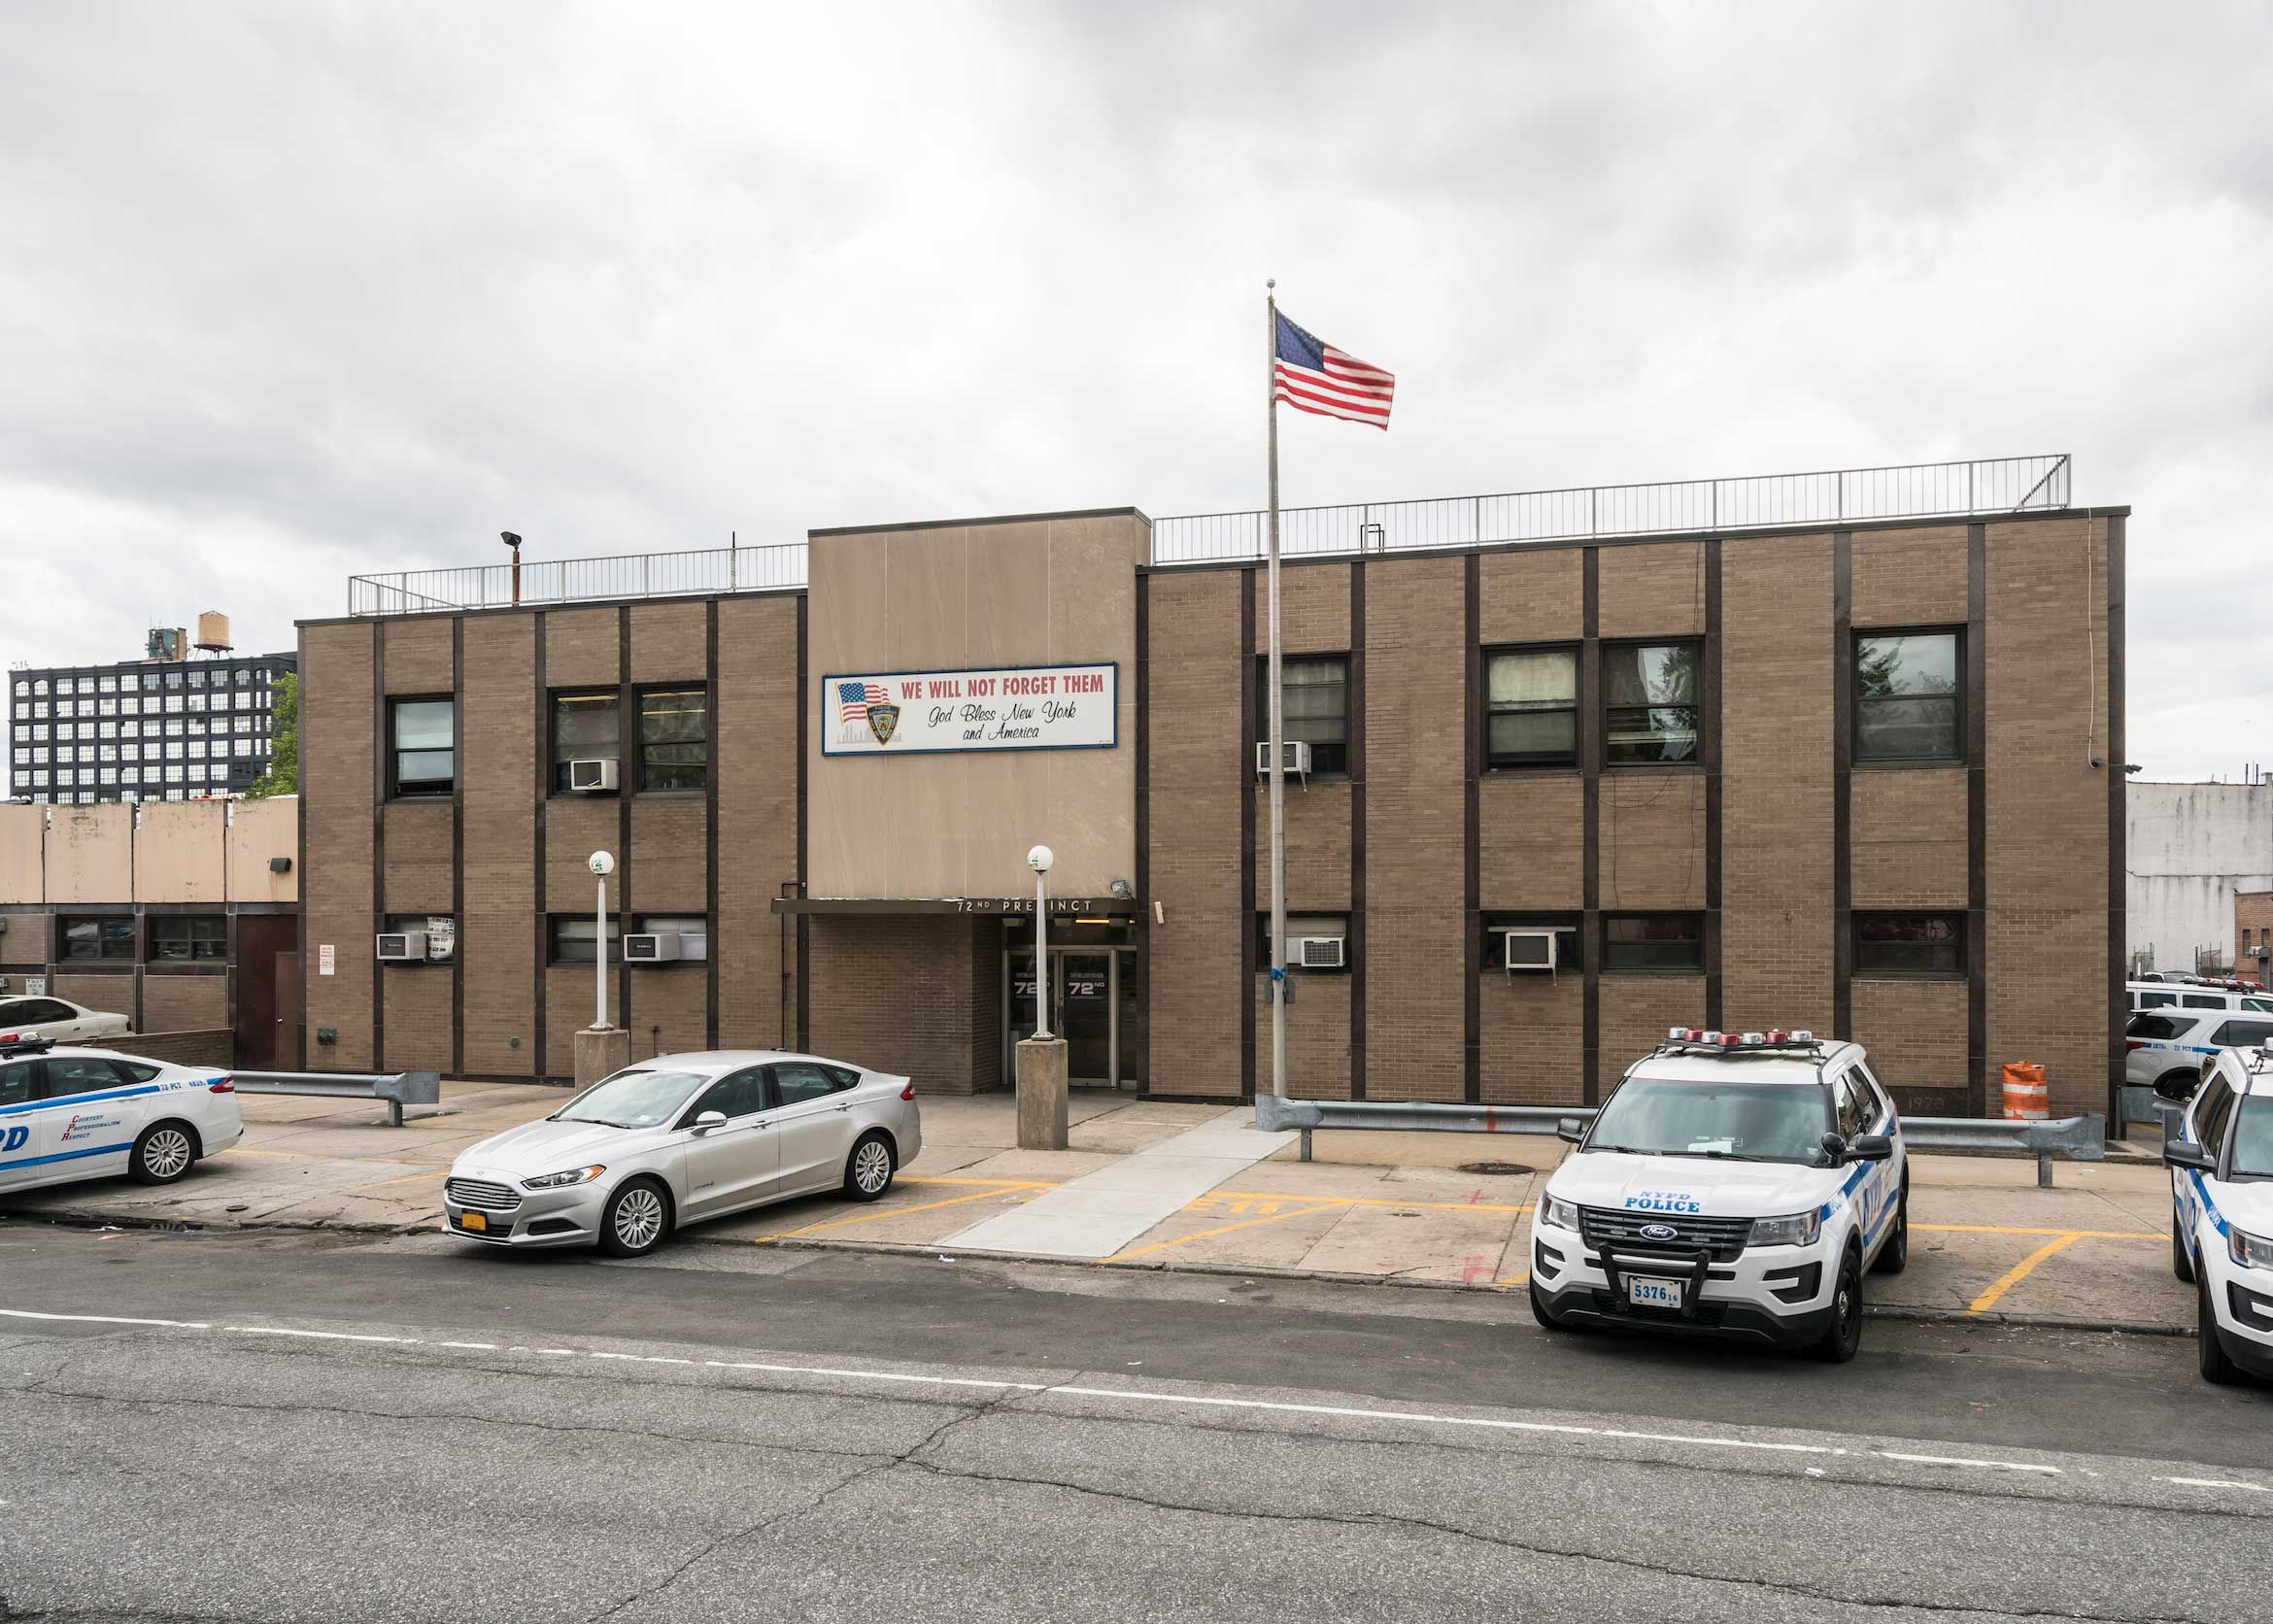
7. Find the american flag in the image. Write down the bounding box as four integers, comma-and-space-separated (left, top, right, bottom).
1272, 311, 1393, 429
837, 680, 888, 728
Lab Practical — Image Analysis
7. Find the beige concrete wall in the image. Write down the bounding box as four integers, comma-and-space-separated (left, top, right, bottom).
225, 797, 300, 904
133, 803, 225, 903
46, 805, 133, 903
0, 805, 43, 903
806, 512, 1146, 901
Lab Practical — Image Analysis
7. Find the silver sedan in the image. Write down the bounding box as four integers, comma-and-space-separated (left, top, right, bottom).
442, 1051, 923, 1257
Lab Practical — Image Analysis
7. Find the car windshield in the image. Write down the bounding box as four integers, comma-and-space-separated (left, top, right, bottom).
2231, 1097, 2273, 1178
554, 1068, 710, 1129
1588, 1078, 1830, 1164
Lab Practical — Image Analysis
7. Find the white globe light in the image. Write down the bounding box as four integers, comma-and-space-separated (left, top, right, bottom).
588, 851, 616, 876
1027, 844, 1054, 873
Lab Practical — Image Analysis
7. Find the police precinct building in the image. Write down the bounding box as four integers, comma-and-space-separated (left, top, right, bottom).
296, 453, 2126, 1120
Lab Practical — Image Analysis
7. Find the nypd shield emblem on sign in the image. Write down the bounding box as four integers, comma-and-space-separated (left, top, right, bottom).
865, 702, 900, 745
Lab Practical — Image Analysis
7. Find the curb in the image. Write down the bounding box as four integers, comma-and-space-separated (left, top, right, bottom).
3, 1207, 2199, 1342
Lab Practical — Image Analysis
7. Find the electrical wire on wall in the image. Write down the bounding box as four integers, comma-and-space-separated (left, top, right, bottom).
2083, 517, 2099, 767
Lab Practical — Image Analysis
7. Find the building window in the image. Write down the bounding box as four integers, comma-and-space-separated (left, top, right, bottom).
1484, 917, 1583, 973
390, 698, 455, 796
151, 915, 226, 962
55, 678, 74, 696
549, 914, 621, 965
639, 690, 709, 792
1854, 911, 1964, 976
1855, 630, 1961, 762
1485, 647, 1578, 768
60, 915, 135, 962
1603, 642, 1701, 766
1603, 912, 1705, 972
1255, 911, 1352, 972
1254, 656, 1349, 774
551, 693, 620, 793
383, 912, 456, 964
634, 914, 709, 962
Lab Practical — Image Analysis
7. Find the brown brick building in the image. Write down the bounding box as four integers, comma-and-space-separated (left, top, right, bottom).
298, 457, 2127, 1119
2239, 890, 2273, 987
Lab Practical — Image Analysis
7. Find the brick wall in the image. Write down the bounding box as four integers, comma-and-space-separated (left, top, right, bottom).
2238, 891, 2273, 986
1254, 966, 1352, 1100
1145, 571, 1245, 1098
1601, 975, 1710, 1081
461, 614, 537, 1076
1852, 526, 1969, 626
143, 974, 225, 1033
381, 964, 453, 1074
1480, 969, 1583, 1104
807, 915, 985, 1093
1360, 555, 1466, 1102
716, 596, 801, 1051
108, 1030, 232, 1067
302, 621, 377, 1071
1853, 978, 1967, 1096
1599, 772, 1708, 911
51, 973, 131, 1017
1851, 769, 1967, 906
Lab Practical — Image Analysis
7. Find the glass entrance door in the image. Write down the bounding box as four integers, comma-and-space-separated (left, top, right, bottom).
1003, 944, 1137, 1090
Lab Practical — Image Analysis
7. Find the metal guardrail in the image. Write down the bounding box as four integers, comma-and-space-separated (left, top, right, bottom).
231, 1070, 441, 1128
345, 455, 2073, 614
1254, 1095, 2107, 1186
1152, 453, 2072, 565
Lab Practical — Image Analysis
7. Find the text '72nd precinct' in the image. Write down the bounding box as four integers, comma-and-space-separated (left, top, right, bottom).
822, 663, 1117, 756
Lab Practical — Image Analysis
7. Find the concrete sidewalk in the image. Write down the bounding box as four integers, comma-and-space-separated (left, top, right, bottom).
0, 1082, 2191, 1332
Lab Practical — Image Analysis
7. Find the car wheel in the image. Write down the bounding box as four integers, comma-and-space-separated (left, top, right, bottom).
1813, 1250, 1864, 1363
2199, 1273, 2241, 1385
2174, 1215, 2197, 1284
842, 1132, 896, 1202
1872, 1182, 1910, 1275
1528, 1282, 1573, 1332
128, 1121, 197, 1185
597, 1178, 670, 1258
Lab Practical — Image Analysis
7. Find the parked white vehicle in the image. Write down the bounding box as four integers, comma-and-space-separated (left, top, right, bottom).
0, 996, 130, 1045
0, 1041, 243, 1193
1530, 1028, 1908, 1362
2124, 1008, 2273, 1100
2127, 979, 2273, 1015
443, 1051, 924, 1256
2164, 1041, 2273, 1385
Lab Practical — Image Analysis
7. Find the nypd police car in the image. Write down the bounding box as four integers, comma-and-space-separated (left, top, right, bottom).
1530, 1028, 1907, 1362
2164, 1039, 2273, 1385
0, 1039, 242, 1194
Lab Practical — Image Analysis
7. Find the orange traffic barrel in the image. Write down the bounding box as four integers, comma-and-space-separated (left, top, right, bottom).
2001, 1061, 2049, 1121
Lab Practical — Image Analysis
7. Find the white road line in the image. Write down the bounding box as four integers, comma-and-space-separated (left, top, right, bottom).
0, 1308, 210, 1330
2159, 1476, 2269, 1492
436, 1341, 498, 1351
1875, 1451, 2060, 1474
226, 1327, 423, 1344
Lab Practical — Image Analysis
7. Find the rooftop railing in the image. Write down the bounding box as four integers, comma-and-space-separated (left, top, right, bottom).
345, 454, 2070, 613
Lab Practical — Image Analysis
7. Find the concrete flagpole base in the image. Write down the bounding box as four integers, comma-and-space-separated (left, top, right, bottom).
1015, 1036, 1069, 1150
573, 1027, 631, 1087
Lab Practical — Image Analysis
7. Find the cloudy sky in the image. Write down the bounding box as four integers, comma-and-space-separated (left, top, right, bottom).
4, 2, 2268, 779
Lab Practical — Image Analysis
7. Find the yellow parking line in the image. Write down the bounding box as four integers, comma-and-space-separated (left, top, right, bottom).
1919, 1222, 2157, 1241
750, 1184, 1046, 1243
336, 1167, 449, 1195
1492, 1271, 1531, 1289
1102, 1201, 1349, 1265
899, 1175, 1059, 1190
1214, 1190, 1534, 1216
1967, 1234, 2083, 1314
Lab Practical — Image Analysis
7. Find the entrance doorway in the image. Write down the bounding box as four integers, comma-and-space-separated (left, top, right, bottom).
234, 913, 302, 1069
1003, 926, 1138, 1088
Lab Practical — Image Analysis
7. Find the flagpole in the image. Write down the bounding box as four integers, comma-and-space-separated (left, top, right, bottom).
1266, 280, 1287, 1101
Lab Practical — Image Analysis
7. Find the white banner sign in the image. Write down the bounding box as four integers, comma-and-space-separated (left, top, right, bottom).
822, 663, 1117, 756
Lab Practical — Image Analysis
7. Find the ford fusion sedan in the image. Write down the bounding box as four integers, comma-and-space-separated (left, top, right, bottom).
0, 996, 130, 1046
1530, 1027, 1907, 1363
444, 1051, 922, 1257
0, 1040, 243, 1193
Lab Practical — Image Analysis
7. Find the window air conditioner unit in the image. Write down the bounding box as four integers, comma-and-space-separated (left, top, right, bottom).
1498, 928, 1559, 973
1255, 741, 1313, 778
623, 932, 681, 964
375, 931, 426, 962
568, 759, 619, 793
1294, 935, 1346, 969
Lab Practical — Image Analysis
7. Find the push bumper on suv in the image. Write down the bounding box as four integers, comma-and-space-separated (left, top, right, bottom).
443, 1172, 607, 1247
1530, 1212, 1840, 1349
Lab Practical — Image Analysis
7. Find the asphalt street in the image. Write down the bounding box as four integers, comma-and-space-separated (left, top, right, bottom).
1, 1221, 2266, 1623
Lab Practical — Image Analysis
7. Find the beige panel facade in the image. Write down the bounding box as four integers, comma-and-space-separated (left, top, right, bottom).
133, 803, 225, 902
47, 805, 134, 902
0, 805, 43, 904
225, 798, 300, 903
806, 512, 1147, 901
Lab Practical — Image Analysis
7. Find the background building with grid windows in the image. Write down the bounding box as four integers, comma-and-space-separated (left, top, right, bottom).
8, 647, 297, 804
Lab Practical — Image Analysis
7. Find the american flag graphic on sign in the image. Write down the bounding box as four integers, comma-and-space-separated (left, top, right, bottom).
1272, 311, 1394, 429
837, 680, 889, 742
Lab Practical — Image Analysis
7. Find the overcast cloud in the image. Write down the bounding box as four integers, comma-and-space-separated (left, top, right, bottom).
3, 1, 2269, 778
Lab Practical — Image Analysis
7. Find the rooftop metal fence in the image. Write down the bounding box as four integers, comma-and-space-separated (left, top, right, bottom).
345, 454, 2071, 613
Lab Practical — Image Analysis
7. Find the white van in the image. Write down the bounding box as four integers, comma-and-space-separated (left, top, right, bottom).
2127, 979, 2273, 1016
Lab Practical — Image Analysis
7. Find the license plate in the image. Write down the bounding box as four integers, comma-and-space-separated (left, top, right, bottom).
457, 1211, 488, 1233
1626, 1275, 1682, 1309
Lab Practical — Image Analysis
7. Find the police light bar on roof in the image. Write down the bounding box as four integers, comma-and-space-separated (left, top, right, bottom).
1664, 1026, 1816, 1050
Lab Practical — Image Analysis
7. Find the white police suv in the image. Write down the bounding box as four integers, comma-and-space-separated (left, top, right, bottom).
0, 1039, 243, 1193
1530, 1028, 1908, 1362
2164, 1039, 2273, 1385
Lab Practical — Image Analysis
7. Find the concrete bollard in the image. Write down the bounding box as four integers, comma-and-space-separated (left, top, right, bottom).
1015, 1035, 1069, 1150
573, 1026, 631, 1088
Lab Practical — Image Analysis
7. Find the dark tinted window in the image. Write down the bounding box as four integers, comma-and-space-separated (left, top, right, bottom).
687, 1068, 767, 1122
151, 915, 226, 962
1256, 657, 1349, 774
1485, 648, 1578, 768
549, 916, 620, 965
43, 1057, 129, 1099
2195, 1078, 2237, 1156
1854, 912, 1964, 976
552, 694, 620, 793
0, 1063, 33, 1107
2135, 991, 2176, 1008
1855, 631, 1960, 761
639, 691, 709, 793
2127, 1013, 2182, 1041
2213, 1019, 2273, 1048
114, 1062, 160, 1082
1834, 1074, 1872, 1140
2230, 1098, 2273, 1179
772, 1063, 850, 1106
2183, 995, 2225, 1009
391, 698, 455, 796
59, 916, 134, 961
1602, 913, 1703, 971
1603, 643, 1700, 765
